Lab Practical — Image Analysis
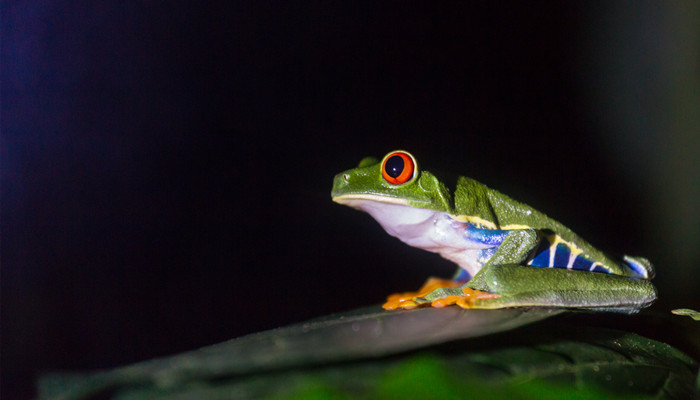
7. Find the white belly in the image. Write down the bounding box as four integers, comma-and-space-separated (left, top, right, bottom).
338, 198, 492, 278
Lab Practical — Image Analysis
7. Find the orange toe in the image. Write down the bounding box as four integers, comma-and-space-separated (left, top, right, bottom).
430, 295, 465, 308
455, 288, 500, 309
382, 278, 464, 310
382, 299, 417, 310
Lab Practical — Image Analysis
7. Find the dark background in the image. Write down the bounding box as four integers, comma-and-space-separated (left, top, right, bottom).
3, 2, 699, 399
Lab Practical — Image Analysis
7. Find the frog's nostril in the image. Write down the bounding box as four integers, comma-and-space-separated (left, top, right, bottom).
343, 174, 350, 181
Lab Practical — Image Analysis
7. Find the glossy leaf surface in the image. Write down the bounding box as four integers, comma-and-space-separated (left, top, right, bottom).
38, 306, 699, 400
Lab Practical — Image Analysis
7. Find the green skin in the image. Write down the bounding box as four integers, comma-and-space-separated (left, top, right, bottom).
332, 151, 657, 312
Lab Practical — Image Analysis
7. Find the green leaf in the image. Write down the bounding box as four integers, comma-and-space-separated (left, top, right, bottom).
672, 309, 700, 321
37, 306, 700, 400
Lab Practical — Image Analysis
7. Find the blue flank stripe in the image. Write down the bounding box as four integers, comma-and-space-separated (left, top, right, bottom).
571, 256, 593, 271
529, 239, 551, 267
463, 224, 510, 245
553, 243, 570, 267
461, 222, 614, 275
591, 264, 608, 273
527, 238, 608, 273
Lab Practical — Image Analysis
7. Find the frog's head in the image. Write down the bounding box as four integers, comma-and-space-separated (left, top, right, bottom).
332, 150, 453, 213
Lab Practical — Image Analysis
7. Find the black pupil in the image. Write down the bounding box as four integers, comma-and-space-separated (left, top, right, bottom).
385, 155, 405, 178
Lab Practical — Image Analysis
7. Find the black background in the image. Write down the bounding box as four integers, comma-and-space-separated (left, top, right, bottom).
3, 3, 697, 399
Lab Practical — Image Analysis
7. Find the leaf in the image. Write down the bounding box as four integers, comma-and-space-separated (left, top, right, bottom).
38, 306, 558, 399
37, 306, 700, 400
672, 309, 700, 321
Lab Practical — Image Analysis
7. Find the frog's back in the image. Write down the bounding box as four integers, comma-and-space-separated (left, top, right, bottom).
453, 177, 571, 231
453, 177, 652, 279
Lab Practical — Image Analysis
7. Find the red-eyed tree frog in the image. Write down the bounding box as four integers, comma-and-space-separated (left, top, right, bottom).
332, 150, 657, 313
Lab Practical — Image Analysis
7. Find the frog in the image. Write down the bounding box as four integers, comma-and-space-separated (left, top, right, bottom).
331, 150, 657, 313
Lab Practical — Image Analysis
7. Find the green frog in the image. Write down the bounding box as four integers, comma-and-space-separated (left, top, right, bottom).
332, 150, 657, 313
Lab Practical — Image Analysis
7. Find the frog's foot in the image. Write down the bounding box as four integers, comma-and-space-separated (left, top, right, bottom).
382, 278, 461, 310
433, 287, 501, 309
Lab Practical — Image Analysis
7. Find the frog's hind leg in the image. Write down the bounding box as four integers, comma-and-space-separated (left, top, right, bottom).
461, 264, 657, 312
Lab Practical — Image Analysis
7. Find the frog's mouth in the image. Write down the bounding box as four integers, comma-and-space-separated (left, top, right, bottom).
332, 193, 412, 207
333, 193, 441, 246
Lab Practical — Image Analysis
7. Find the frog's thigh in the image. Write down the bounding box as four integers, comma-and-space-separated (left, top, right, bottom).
466, 229, 538, 291
473, 264, 657, 309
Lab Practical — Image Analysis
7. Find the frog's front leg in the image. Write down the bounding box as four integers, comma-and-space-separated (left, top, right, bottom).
382, 277, 500, 310
382, 277, 462, 310
384, 229, 538, 310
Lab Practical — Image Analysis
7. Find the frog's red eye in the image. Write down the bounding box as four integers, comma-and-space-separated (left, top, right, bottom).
381, 151, 416, 184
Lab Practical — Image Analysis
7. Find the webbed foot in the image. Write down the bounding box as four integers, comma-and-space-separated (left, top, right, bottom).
433, 287, 500, 309
383, 278, 459, 310
382, 278, 499, 310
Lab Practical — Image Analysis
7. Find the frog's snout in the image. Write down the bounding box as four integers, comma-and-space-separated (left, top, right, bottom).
331, 172, 350, 198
